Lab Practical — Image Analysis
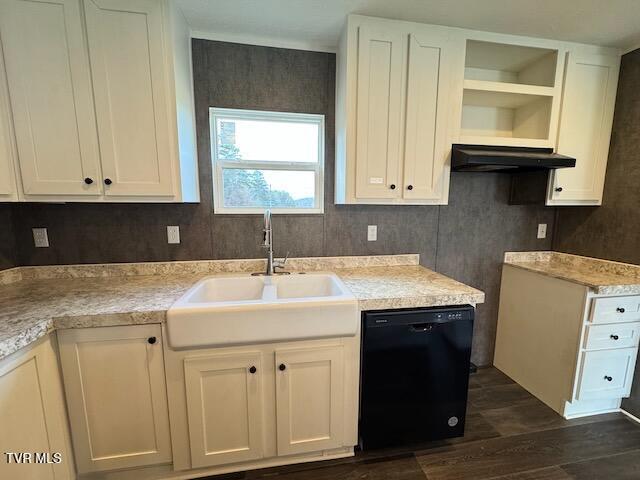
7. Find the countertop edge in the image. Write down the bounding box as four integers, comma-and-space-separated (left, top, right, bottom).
504, 261, 640, 295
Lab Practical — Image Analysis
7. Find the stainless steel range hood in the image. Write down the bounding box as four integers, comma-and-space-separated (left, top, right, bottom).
451, 144, 576, 172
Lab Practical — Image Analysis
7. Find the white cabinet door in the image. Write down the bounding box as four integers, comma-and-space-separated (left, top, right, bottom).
84, 0, 175, 197
402, 30, 451, 201
0, 46, 16, 200
0, 337, 74, 480
0, 0, 102, 196
275, 345, 344, 455
184, 351, 264, 468
58, 325, 171, 474
355, 24, 406, 199
550, 52, 620, 204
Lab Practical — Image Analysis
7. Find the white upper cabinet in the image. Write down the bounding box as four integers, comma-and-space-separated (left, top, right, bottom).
354, 24, 406, 200
403, 30, 453, 201
84, 0, 174, 197
0, 46, 17, 201
548, 51, 620, 205
458, 36, 565, 148
0, 0, 102, 196
336, 15, 454, 205
0, 0, 199, 202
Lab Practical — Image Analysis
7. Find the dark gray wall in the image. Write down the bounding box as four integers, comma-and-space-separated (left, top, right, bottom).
4, 40, 555, 365
554, 49, 640, 417
0, 204, 16, 270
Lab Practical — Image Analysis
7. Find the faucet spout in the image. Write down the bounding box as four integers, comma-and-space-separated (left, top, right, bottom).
263, 209, 275, 275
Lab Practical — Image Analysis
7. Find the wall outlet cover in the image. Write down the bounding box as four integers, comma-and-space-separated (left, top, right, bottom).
537, 223, 547, 239
367, 225, 377, 242
32, 228, 49, 248
167, 226, 180, 244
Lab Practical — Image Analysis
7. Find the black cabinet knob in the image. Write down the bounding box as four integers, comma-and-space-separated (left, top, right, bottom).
249, 366, 257, 374
147, 336, 157, 345
84, 177, 94, 185
555, 187, 563, 192
104, 178, 113, 185
616, 307, 626, 313
604, 375, 613, 382
279, 363, 286, 371
611, 335, 619, 340
407, 185, 413, 191
389, 184, 396, 190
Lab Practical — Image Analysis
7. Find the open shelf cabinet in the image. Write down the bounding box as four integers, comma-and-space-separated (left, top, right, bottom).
460, 39, 562, 147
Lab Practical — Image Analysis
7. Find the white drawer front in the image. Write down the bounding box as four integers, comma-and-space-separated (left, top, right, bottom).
584, 323, 640, 350
577, 348, 637, 400
590, 296, 640, 324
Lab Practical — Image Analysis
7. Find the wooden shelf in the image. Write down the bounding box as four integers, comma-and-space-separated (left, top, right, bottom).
458, 135, 553, 148
463, 79, 555, 98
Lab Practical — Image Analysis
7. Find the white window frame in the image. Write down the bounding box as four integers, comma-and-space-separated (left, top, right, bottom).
210, 107, 325, 214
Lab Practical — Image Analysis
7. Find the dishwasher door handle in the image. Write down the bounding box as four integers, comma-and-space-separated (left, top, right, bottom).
409, 323, 434, 332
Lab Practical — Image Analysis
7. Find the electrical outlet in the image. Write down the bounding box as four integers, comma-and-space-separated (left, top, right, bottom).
167, 226, 180, 244
537, 223, 547, 239
32, 228, 49, 248
367, 225, 377, 242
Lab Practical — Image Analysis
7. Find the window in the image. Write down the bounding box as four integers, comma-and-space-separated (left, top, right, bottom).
210, 108, 325, 214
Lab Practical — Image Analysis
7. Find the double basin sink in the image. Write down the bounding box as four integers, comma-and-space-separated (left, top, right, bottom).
167, 273, 358, 348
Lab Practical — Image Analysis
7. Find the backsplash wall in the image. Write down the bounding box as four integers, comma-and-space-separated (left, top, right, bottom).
553, 48, 640, 417
0, 205, 16, 270
3, 40, 556, 365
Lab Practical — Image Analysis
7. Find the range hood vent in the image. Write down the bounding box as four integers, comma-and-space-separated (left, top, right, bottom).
451, 144, 575, 172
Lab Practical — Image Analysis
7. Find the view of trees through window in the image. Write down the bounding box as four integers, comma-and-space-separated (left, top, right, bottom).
219, 122, 315, 208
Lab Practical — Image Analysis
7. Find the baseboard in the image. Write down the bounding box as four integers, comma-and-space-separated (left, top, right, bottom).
621, 408, 640, 424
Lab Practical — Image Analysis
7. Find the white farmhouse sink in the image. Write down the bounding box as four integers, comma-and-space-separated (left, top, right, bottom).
167, 273, 358, 348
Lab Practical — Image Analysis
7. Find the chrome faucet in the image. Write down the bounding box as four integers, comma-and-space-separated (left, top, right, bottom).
258, 209, 289, 276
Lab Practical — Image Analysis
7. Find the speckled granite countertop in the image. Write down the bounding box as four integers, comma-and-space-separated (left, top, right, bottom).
0, 255, 484, 360
504, 251, 640, 295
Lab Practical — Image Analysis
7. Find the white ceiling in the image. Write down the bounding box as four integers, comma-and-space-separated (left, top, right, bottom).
177, 0, 640, 53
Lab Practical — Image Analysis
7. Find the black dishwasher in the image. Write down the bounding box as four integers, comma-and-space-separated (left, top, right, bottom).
359, 305, 474, 450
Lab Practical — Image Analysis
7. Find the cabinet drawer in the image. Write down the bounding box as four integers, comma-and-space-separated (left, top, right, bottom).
584, 323, 640, 350
590, 296, 640, 324
576, 348, 637, 401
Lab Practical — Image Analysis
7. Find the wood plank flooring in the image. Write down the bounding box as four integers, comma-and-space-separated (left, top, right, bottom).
204, 368, 640, 480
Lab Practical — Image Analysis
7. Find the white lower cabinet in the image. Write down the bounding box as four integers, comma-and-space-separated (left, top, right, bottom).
57, 325, 172, 474
184, 352, 264, 468
495, 264, 640, 419
166, 337, 358, 473
0, 336, 74, 480
275, 346, 344, 456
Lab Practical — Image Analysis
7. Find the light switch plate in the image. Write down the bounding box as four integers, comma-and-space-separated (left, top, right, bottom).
32, 228, 49, 248
537, 223, 547, 239
167, 226, 180, 244
367, 225, 377, 242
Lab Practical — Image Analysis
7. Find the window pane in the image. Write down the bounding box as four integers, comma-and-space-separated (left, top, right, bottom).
216, 118, 319, 163
222, 169, 316, 209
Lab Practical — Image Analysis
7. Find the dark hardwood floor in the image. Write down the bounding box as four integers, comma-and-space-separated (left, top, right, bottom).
205, 368, 640, 480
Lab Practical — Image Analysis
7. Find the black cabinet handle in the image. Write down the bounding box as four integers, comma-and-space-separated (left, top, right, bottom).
249, 366, 257, 374
610, 335, 619, 340
279, 363, 286, 371
389, 184, 396, 190
616, 307, 626, 313
407, 185, 413, 191
555, 187, 563, 192
104, 178, 113, 185
604, 375, 613, 382
147, 336, 157, 345
84, 177, 94, 185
